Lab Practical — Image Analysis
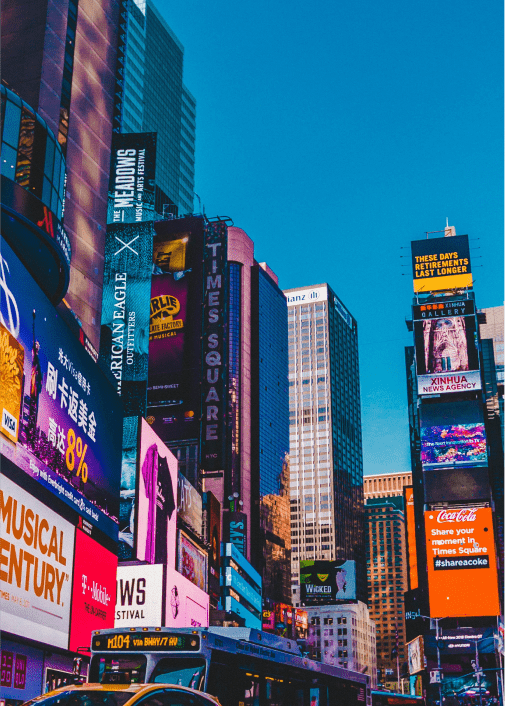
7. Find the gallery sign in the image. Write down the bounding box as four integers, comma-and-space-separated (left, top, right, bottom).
0, 475, 75, 649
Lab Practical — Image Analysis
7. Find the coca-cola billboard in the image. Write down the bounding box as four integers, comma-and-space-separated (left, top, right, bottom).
424, 507, 500, 618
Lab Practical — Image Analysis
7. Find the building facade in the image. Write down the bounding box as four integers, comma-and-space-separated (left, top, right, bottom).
305, 602, 377, 685
365, 496, 408, 688
284, 284, 366, 605
364, 472, 412, 499
2, 0, 120, 349
116, 0, 196, 216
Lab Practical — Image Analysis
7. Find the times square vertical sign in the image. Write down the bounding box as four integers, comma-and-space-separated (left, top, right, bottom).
201, 222, 228, 474
99, 133, 157, 416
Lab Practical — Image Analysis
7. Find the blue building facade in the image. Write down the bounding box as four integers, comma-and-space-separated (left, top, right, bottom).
221, 543, 262, 629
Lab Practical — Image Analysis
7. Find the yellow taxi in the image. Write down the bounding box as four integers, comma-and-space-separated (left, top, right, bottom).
22, 682, 221, 706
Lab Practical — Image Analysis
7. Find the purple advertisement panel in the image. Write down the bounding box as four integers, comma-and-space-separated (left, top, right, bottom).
147, 217, 205, 443
137, 419, 178, 569
0, 239, 122, 538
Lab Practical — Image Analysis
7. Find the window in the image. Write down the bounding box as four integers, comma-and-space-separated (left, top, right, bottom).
150, 659, 206, 689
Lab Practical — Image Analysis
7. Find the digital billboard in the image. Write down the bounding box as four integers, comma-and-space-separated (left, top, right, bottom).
137, 418, 178, 568
411, 234, 472, 293
222, 511, 247, 556
407, 636, 425, 675
201, 221, 229, 473
0, 475, 75, 649
203, 491, 221, 603
115, 563, 163, 627
420, 400, 487, 469
178, 531, 208, 592
0, 322, 24, 443
100, 133, 157, 417
404, 487, 419, 590
300, 559, 356, 605
118, 416, 139, 561
0, 239, 122, 539
69, 529, 117, 652
424, 507, 500, 617
165, 566, 209, 628
413, 299, 480, 395
147, 217, 205, 443
177, 471, 202, 534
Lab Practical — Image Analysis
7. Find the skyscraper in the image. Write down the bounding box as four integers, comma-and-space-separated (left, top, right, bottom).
365, 495, 408, 690
284, 284, 366, 605
1, 0, 120, 348
363, 471, 413, 499
115, 0, 196, 215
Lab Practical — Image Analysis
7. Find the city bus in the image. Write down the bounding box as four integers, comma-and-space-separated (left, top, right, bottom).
372, 691, 425, 706
89, 627, 371, 706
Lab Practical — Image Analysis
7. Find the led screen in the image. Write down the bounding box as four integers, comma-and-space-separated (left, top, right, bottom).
420, 401, 487, 469
0, 239, 122, 539
404, 487, 418, 590
115, 564, 163, 627
69, 530, 117, 652
137, 419, 178, 568
424, 507, 500, 617
411, 234, 472, 293
147, 217, 205, 443
177, 531, 207, 592
165, 566, 209, 628
300, 559, 356, 605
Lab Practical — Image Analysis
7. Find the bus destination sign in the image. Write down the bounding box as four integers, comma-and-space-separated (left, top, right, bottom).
92, 633, 200, 652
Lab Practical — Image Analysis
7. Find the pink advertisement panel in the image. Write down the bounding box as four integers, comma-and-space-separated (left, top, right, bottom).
165, 567, 209, 629
69, 529, 117, 652
137, 419, 178, 568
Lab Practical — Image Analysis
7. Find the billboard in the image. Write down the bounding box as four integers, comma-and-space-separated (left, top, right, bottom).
100, 133, 157, 417
147, 217, 205, 443
177, 472, 202, 535
407, 636, 425, 675
285, 286, 328, 306
0, 475, 75, 649
165, 566, 209, 628
69, 530, 117, 652
420, 400, 487, 469
300, 560, 356, 605
203, 491, 221, 603
222, 511, 247, 556
404, 487, 419, 590
411, 234, 472, 293
201, 221, 228, 473
424, 507, 500, 617
413, 300, 480, 395
0, 322, 24, 443
115, 564, 163, 627
137, 418, 178, 568
178, 531, 208, 592
424, 627, 495, 656
0, 238, 122, 539
118, 416, 139, 561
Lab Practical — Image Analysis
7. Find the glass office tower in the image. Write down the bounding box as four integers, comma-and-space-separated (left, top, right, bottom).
117, 0, 195, 215
284, 284, 366, 604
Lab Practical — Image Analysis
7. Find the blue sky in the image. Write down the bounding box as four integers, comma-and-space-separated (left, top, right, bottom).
158, 0, 503, 476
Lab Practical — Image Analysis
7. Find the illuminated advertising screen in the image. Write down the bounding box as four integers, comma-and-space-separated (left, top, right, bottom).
165, 566, 209, 628
203, 491, 221, 603
100, 133, 157, 417
407, 636, 425, 675
424, 507, 500, 617
262, 609, 275, 631
201, 221, 229, 473
420, 400, 487, 469
177, 531, 208, 592
0, 475, 75, 649
69, 529, 117, 652
177, 472, 202, 534
404, 487, 419, 590
413, 299, 480, 395
222, 511, 247, 556
137, 419, 178, 568
0, 322, 24, 443
115, 563, 163, 627
0, 239, 122, 539
411, 234, 472, 293
300, 559, 356, 605
118, 416, 139, 561
147, 217, 205, 443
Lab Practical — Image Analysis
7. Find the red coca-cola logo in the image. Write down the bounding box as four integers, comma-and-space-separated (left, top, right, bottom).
436, 509, 477, 524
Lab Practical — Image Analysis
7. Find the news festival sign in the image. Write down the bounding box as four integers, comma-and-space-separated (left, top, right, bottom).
0, 238, 122, 539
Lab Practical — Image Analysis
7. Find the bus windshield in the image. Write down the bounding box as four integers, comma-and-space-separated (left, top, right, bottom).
151, 658, 206, 690
89, 657, 147, 685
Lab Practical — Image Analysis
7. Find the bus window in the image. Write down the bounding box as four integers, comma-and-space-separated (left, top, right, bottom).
88, 657, 147, 684
150, 659, 206, 690
242, 674, 260, 706
265, 677, 285, 706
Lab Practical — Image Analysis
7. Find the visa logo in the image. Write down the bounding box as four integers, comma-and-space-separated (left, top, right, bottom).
2, 408, 17, 435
